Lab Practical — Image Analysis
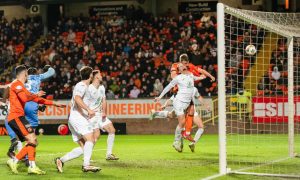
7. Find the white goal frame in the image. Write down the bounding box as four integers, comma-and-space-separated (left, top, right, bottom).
216, 3, 298, 179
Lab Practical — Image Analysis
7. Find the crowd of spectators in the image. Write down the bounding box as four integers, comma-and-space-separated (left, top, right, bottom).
224, 14, 265, 95
0, 15, 43, 74
257, 39, 300, 96
13, 8, 218, 99
223, 15, 300, 96
2, 7, 298, 99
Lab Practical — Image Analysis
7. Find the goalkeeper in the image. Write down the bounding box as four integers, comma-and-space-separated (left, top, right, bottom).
24, 65, 55, 130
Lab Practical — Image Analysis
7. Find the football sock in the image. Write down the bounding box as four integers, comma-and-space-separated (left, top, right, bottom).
26, 144, 36, 161
194, 128, 204, 143
184, 115, 194, 135
107, 133, 115, 156
60, 147, 83, 163
16, 146, 28, 161
29, 161, 36, 168
174, 125, 183, 142
83, 141, 94, 167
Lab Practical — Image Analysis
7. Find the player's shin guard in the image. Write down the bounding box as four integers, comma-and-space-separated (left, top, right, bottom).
107, 133, 115, 156
26, 143, 37, 168
193, 128, 204, 143
60, 147, 83, 163
15, 146, 28, 161
184, 115, 194, 135
174, 125, 183, 142
83, 141, 94, 167
26, 143, 36, 161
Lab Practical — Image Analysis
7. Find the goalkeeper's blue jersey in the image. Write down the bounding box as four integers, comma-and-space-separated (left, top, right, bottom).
25, 67, 55, 93
24, 67, 55, 127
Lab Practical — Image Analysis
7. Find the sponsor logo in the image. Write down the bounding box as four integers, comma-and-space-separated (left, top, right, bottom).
254, 102, 300, 117
252, 97, 300, 123
16, 85, 22, 90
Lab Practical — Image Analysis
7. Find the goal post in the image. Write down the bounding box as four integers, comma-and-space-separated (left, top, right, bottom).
288, 38, 294, 158
217, 2, 227, 175
217, 3, 300, 178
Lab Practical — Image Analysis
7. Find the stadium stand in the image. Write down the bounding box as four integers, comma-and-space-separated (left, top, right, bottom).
0, 15, 43, 75
255, 38, 300, 96
224, 15, 265, 95
1, 8, 218, 99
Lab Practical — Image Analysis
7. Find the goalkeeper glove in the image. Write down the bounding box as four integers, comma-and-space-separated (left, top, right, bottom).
38, 105, 47, 112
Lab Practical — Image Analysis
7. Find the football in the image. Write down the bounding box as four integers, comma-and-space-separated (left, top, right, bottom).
245, 44, 257, 55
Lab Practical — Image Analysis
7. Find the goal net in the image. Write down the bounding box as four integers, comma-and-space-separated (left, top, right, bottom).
217, 3, 300, 178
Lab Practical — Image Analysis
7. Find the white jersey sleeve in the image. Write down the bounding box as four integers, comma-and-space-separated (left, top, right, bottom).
158, 77, 179, 99
71, 82, 88, 112
73, 82, 88, 98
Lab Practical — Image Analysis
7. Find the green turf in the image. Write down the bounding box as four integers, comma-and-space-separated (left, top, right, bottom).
0, 135, 300, 180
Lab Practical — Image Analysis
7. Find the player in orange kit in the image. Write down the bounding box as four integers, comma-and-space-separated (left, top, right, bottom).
170, 54, 215, 142
6, 65, 65, 175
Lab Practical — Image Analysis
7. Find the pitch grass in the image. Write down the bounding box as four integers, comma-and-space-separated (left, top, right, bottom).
0, 135, 300, 180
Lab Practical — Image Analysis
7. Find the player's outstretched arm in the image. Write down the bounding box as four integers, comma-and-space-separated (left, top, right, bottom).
40, 66, 55, 81
160, 98, 172, 110
52, 101, 66, 108
197, 68, 215, 82
33, 96, 66, 108
193, 75, 207, 81
0, 84, 8, 89
170, 64, 178, 79
15, 87, 42, 103
170, 70, 177, 79
155, 78, 178, 102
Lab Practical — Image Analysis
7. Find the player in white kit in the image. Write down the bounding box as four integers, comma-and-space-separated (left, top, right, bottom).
84, 70, 119, 160
154, 63, 204, 152
55, 66, 100, 173
151, 87, 208, 152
